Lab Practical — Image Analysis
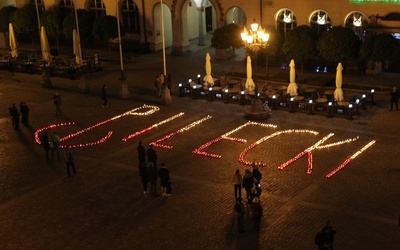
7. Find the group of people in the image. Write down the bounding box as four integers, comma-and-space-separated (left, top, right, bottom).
41, 130, 77, 177
137, 141, 171, 197
233, 164, 264, 232
9, 101, 29, 130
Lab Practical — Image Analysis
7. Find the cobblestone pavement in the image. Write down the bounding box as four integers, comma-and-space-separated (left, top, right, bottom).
0, 40, 400, 249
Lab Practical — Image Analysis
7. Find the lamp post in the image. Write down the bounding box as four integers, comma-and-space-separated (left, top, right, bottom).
241, 19, 270, 82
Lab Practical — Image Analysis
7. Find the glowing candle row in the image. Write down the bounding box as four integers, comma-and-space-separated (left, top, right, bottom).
122, 112, 185, 142
151, 115, 212, 149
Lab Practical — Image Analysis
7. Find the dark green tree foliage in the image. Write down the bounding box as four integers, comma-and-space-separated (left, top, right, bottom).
359, 34, 375, 60
371, 33, 398, 62
282, 25, 317, 61
62, 9, 94, 41
0, 5, 18, 33
211, 23, 243, 50
317, 26, 360, 62
41, 8, 65, 52
92, 15, 118, 41
11, 5, 38, 48
261, 28, 282, 56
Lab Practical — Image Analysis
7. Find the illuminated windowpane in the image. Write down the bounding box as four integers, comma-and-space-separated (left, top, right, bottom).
276, 9, 297, 37
121, 0, 140, 33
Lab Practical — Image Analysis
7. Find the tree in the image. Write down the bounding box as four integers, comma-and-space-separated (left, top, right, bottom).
371, 33, 398, 62
211, 23, 243, 50
0, 6, 18, 34
282, 25, 317, 78
62, 9, 94, 50
92, 15, 118, 58
41, 7, 65, 53
317, 26, 360, 62
11, 5, 38, 50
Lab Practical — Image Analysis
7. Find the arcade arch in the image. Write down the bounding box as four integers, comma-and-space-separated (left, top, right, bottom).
275, 8, 297, 37
225, 7, 245, 27
309, 10, 332, 37
344, 11, 368, 40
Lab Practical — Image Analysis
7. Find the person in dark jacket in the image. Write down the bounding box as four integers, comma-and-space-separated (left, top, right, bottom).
101, 85, 108, 107
139, 162, 149, 194
242, 169, 255, 203
9, 103, 20, 130
20, 101, 29, 126
42, 131, 51, 160
390, 86, 399, 111
158, 162, 171, 196
137, 141, 146, 174
316, 222, 336, 250
252, 163, 262, 187
146, 144, 158, 168
146, 162, 158, 196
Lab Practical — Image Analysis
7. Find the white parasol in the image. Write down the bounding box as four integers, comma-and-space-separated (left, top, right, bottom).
203, 53, 214, 87
286, 59, 298, 96
334, 62, 344, 102
9, 23, 18, 58
73, 29, 82, 65
40, 26, 52, 65
245, 56, 255, 91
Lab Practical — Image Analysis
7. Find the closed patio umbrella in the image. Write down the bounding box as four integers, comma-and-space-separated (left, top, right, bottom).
203, 53, 214, 87
287, 59, 298, 96
9, 23, 18, 58
245, 56, 255, 92
334, 62, 344, 102
40, 26, 52, 65
73, 29, 82, 65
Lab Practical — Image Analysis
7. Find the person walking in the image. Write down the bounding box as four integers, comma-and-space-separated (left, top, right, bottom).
158, 163, 171, 196
64, 145, 77, 177
137, 141, 146, 174
390, 86, 399, 111
101, 85, 108, 107
147, 144, 158, 169
50, 131, 61, 161
315, 221, 336, 250
252, 163, 262, 188
146, 162, 158, 196
42, 131, 51, 161
234, 197, 246, 233
154, 74, 163, 97
250, 197, 263, 231
242, 169, 255, 203
10, 103, 20, 130
139, 162, 149, 194
232, 169, 243, 200
20, 101, 29, 126
53, 93, 62, 117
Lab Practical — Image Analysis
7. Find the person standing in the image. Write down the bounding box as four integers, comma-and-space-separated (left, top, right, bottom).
42, 131, 51, 161
154, 74, 163, 97
232, 169, 243, 200
137, 141, 146, 174
9, 105, 15, 128
250, 197, 263, 231
101, 85, 108, 107
50, 131, 61, 161
234, 197, 246, 233
20, 101, 29, 126
242, 169, 254, 203
146, 162, 158, 196
64, 145, 77, 177
158, 163, 171, 196
139, 162, 149, 194
315, 222, 336, 250
147, 144, 158, 169
390, 86, 399, 111
252, 163, 262, 188
53, 93, 62, 117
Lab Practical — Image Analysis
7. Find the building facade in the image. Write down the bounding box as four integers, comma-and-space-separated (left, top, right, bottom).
2, 0, 400, 54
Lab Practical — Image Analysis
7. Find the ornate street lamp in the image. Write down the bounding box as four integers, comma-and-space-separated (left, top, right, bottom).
241, 19, 270, 82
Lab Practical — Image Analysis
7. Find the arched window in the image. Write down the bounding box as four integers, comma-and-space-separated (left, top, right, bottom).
89, 0, 106, 17
30, 0, 45, 14
345, 11, 368, 40
310, 10, 332, 37
121, 0, 140, 33
276, 9, 297, 37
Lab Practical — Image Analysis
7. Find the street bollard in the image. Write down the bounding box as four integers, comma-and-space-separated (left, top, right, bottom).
224, 89, 230, 104
307, 100, 314, 115
240, 91, 246, 105
197, 74, 201, 86
271, 95, 277, 110
327, 102, 333, 118
192, 85, 198, 99
178, 83, 184, 97
347, 104, 354, 120
208, 87, 214, 102
290, 97, 295, 113
361, 94, 367, 110
370, 88, 375, 105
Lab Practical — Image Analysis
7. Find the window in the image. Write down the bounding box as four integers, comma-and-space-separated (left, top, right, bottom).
276, 9, 297, 37
310, 10, 332, 37
89, 0, 106, 16
345, 11, 368, 40
30, 0, 45, 14
121, 0, 140, 33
